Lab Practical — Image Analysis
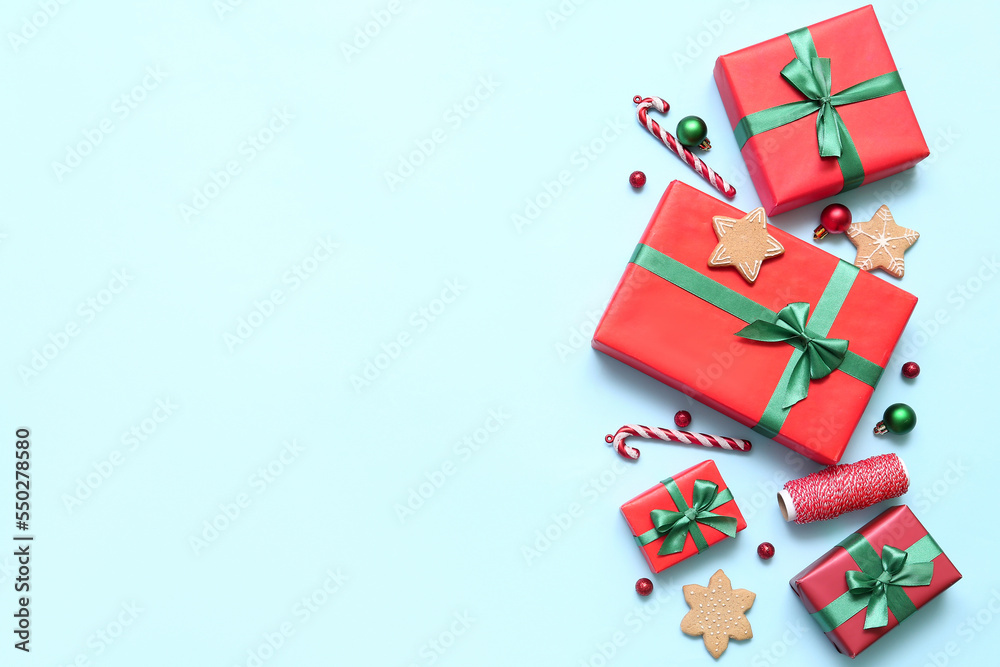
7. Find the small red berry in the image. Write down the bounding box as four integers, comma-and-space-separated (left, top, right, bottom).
635, 577, 654, 596
629, 171, 646, 188
757, 542, 775, 560
902, 362, 920, 379
674, 410, 691, 428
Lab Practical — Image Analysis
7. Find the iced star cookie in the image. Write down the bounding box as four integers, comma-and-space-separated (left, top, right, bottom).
846, 205, 918, 278
680, 569, 755, 659
708, 207, 784, 283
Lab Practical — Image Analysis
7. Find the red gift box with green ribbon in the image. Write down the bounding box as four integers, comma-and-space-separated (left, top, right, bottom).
621, 460, 746, 573
791, 505, 962, 658
714, 5, 929, 215
592, 180, 916, 464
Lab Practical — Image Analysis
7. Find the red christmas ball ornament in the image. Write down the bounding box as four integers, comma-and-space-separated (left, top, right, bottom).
635, 577, 654, 596
757, 542, 775, 560
902, 361, 920, 379
813, 203, 852, 240
629, 171, 646, 189
674, 410, 692, 428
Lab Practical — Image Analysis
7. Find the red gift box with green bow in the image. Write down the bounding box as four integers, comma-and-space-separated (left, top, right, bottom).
621, 460, 746, 573
592, 180, 916, 464
791, 505, 962, 658
714, 5, 929, 215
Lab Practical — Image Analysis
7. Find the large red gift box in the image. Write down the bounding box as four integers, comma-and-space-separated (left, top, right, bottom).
790, 506, 962, 658
621, 460, 745, 573
592, 180, 916, 464
714, 5, 929, 215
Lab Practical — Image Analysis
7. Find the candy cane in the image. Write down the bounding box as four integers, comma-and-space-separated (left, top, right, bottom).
633, 95, 736, 199
605, 424, 752, 461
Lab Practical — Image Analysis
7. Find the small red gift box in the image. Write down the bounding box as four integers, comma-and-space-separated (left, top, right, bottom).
621, 460, 745, 573
790, 505, 961, 658
714, 5, 929, 215
592, 181, 916, 464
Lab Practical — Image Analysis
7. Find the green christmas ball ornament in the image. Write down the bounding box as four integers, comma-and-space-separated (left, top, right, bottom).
676, 115, 711, 150
873, 403, 917, 435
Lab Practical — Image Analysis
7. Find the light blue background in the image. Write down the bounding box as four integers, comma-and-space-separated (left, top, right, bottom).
3, 0, 997, 665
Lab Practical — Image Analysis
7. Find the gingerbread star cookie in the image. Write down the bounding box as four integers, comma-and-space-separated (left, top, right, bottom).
708, 207, 784, 283
681, 569, 755, 659
846, 205, 918, 278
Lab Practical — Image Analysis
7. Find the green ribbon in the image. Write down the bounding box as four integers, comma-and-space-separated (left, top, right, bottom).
635, 478, 737, 556
812, 533, 941, 632
735, 302, 847, 409
732, 27, 906, 191
630, 244, 883, 437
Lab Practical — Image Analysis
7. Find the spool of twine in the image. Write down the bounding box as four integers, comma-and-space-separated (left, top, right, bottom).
777, 453, 909, 524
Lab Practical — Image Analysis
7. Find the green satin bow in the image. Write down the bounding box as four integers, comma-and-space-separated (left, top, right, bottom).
845, 545, 934, 629
629, 245, 885, 438
735, 302, 847, 409
732, 27, 906, 191
635, 478, 737, 556
811, 533, 941, 633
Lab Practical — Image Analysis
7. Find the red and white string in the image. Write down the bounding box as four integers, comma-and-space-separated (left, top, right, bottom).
633, 95, 737, 199
605, 424, 752, 461
779, 453, 909, 524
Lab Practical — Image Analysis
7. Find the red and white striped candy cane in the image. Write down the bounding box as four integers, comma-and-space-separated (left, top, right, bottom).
633, 95, 736, 199
605, 424, 752, 461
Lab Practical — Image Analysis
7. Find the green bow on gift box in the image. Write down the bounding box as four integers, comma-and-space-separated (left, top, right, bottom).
813, 533, 941, 632
634, 478, 737, 556
629, 244, 884, 438
733, 27, 907, 191
845, 544, 934, 629
736, 302, 848, 409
